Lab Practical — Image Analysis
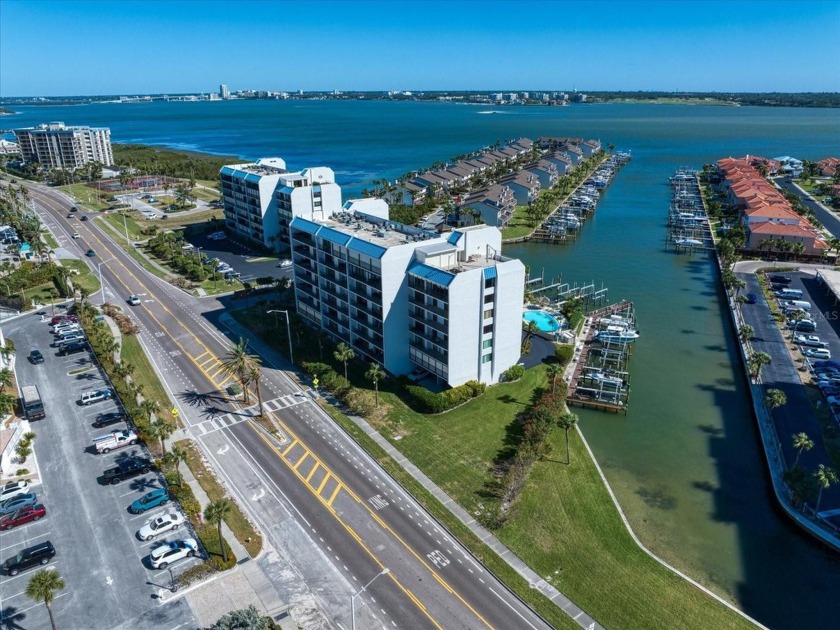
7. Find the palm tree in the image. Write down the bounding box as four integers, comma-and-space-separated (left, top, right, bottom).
163, 444, 188, 486
247, 363, 264, 417
765, 389, 787, 414
792, 432, 814, 467
149, 418, 174, 455
139, 399, 160, 423
738, 324, 754, 344
25, 569, 65, 630
221, 337, 260, 405
556, 412, 578, 465
204, 498, 232, 563
748, 351, 772, 381
0, 392, 17, 415
546, 364, 563, 394
814, 464, 838, 513
334, 342, 355, 380
0, 367, 12, 392
365, 362, 385, 406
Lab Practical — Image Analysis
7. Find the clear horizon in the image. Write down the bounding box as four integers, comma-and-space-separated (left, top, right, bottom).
1, 0, 839, 98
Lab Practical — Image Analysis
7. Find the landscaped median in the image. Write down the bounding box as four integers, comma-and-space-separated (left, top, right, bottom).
231, 305, 758, 630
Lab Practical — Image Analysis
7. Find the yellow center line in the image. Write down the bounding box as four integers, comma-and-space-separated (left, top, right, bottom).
305, 464, 320, 483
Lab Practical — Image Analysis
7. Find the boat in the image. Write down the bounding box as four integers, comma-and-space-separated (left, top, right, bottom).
588, 371, 626, 388
595, 328, 640, 343
675, 238, 703, 247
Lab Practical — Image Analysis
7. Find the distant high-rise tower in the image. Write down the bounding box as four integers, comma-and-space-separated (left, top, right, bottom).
220, 84, 230, 99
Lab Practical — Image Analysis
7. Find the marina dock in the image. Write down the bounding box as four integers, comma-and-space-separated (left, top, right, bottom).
665, 168, 716, 253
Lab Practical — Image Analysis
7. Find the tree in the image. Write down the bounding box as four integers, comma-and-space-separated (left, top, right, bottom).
139, 399, 160, 423
546, 364, 563, 394
247, 363, 264, 417
792, 432, 814, 467
211, 605, 275, 630
0, 367, 12, 392
737, 324, 754, 343
222, 337, 261, 405
25, 569, 65, 630
556, 412, 578, 465
365, 362, 385, 406
163, 444, 188, 486
149, 418, 174, 455
334, 342, 355, 380
814, 464, 837, 513
747, 351, 772, 380
765, 389, 787, 414
204, 498, 232, 563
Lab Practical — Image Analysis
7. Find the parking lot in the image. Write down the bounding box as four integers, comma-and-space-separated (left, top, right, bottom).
184, 230, 293, 287
1, 313, 196, 629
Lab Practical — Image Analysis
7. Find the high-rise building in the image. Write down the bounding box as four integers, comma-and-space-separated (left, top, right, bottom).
220, 83, 230, 99
289, 211, 525, 387
14, 122, 113, 169
219, 158, 342, 251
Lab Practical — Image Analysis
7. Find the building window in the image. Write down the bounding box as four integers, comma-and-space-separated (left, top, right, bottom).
482, 353, 492, 363
483, 309, 493, 319
483, 324, 493, 334
482, 339, 493, 349
484, 277, 495, 289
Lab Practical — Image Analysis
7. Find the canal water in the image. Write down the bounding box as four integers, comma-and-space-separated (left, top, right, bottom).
5, 101, 840, 628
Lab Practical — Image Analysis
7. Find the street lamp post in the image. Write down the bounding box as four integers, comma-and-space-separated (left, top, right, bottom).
97, 257, 115, 306
350, 568, 389, 630
266, 309, 293, 365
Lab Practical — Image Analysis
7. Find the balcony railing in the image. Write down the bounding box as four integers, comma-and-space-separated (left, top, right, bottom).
409, 339, 448, 363
410, 297, 448, 318
410, 313, 447, 334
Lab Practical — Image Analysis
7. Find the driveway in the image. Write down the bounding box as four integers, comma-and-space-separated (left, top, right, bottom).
185, 232, 293, 286
776, 177, 840, 239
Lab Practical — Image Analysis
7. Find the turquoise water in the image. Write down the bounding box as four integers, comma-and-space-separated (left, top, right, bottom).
5, 101, 840, 628
523, 309, 561, 333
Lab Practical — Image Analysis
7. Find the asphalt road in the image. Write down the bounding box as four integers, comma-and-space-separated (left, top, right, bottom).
776, 177, 840, 239
2, 313, 197, 630
24, 185, 554, 630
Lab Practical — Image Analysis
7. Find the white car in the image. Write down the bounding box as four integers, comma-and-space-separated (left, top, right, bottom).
0, 480, 30, 503
149, 538, 198, 569
72, 232, 80, 239
137, 511, 186, 541
803, 348, 832, 360
794, 334, 828, 348
127, 295, 141, 306
277, 259, 292, 268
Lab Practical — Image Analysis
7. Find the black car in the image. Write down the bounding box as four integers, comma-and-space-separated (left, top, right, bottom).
29, 349, 44, 364
70, 206, 78, 212
745, 293, 758, 304
58, 341, 87, 356
2, 541, 55, 576
80, 215, 88, 221
93, 412, 127, 429
102, 457, 152, 485
769, 274, 792, 285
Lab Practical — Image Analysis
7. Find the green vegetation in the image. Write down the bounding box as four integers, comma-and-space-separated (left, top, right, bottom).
498, 206, 533, 240
177, 439, 262, 558
100, 211, 145, 243
112, 144, 242, 181
120, 334, 172, 417
59, 259, 100, 295
42, 232, 59, 249
56, 183, 110, 211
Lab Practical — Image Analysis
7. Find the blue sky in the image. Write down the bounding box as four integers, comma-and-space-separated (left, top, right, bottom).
1, 0, 838, 96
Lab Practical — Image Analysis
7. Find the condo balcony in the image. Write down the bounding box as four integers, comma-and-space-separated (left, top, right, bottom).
409, 339, 448, 363
352, 300, 383, 320
409, 313, 447, 335
410, 297, 448, 318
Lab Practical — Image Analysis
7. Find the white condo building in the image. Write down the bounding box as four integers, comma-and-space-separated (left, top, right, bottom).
219, 158, 342, 251
14, 122, 114, 169
289, 211, 525, 387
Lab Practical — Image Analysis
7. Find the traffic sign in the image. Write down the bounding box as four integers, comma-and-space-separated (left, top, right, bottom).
171, 408, 179, 417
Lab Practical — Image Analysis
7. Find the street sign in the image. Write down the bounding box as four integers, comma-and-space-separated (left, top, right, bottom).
171, 407, 179, 417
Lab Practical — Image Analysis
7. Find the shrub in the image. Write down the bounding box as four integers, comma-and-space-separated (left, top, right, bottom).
168, 482, 202, 520
501, 365, 525, 382
554, 344, 574, 366
402, 380, 484, 414
15, 468, 29, 476
196, 523, 236, 570
176, 562, 217, 588
342, 388, 376, 417
302, 362, 332, 379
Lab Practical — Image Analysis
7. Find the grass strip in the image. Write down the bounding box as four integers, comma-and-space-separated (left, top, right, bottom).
59, 258, 101, 295
176, 439, 263, 558
56, 183, 110, 211
120, 334, 173, 415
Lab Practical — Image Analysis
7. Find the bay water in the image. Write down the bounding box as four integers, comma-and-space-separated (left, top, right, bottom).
5, 100, 840, 629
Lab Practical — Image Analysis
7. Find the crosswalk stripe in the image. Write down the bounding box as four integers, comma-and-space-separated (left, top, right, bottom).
327, 484, 342, 506
281, 439, 298, 457
293, 452, 309, 470
305, 463, 320, 483
315, 473, 332, 495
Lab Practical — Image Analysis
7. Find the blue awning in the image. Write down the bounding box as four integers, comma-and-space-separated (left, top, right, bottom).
483, 266, 497, 280
408, 262, 455, 287
447, 231, 462, 245
319, 226, 352, 246
290, 217, 320, 235
347, 238, 386, 259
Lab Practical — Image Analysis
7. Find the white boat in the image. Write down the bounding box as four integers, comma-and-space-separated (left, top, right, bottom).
595, 329, 640, 343
588, 372, 625, 387
675, 238, 703, 246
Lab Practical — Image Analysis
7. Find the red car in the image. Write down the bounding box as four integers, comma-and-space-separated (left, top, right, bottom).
49, 315, 77, 326
0, 504, 46, 530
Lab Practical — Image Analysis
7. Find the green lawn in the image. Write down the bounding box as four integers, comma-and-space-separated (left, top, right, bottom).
23, 282, 60, 307
56, 183, 111, 211
231, 308, 755, 629
99, 211, 146, 244
43, 232, 59, 249
191, 186, 220, 203
500, 205, 535, 240
119, 333, 173, 417
59, 258, 100, 295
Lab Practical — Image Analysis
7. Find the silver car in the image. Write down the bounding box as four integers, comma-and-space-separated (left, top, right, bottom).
0, 493, 37, 516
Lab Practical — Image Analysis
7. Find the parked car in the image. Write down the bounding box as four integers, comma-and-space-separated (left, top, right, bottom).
149, 538, 198, 569
794, 334, 829, 348
0, 480, 30, 502
768, 274, 792, 284
93, 411, 127, 429
50, 314, 77, 326
28, 349, 44, 364
0, 504, 46, 530
79, 388, 113, 406
58, 341, 87, 356
94, 429, 138, 454
127, 295, 141, 306
137, 511, 185, 541
803, 348, 832, 360
2, 541, 55, 576
129, 488, 170, 514
0, 493, 38, 516
57, 333, 85, 347
814, 360, 840, 370
102, 457, 152, 485
52, 322, 80, 335
789, 319, 817, 332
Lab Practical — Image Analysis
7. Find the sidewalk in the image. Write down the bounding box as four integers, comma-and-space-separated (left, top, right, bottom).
219, 312, 603, 630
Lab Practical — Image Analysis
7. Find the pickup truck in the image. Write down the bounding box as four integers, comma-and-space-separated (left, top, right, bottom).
794, 334, 829, 348
102, 457, 152, 485
93, 430, 138, 454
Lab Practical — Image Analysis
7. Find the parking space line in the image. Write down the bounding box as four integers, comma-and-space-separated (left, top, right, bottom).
0, 530, 53, 553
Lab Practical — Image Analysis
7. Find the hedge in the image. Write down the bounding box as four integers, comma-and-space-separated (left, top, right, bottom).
402, 379, 486, 414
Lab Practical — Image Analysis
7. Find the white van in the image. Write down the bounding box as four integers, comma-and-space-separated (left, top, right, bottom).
777, 288, 803, 299
783, 300, 812, 311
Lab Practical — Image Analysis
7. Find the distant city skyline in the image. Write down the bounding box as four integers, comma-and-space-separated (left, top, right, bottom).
1, 0, 839, 97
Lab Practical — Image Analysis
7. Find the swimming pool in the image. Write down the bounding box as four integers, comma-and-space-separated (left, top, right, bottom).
522, 309, 561, 333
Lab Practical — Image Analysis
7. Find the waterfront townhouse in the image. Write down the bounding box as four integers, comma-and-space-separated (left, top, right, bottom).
414, 170, 452, 190
537, 137, 583, 152
498, 171, 541, 206
746, 222, 827, 256
288, 211, 525, 387
524, 159, 559, 189
774, 156, 804, 177
563, 144, 584, 165
15, 122, 114, 169
817, 157, 840, 177
580, 139, 602, 158
545, 151, 573, 175
388, 180, 427, 207
460, 184, 517, 227
220, 158, 341, 251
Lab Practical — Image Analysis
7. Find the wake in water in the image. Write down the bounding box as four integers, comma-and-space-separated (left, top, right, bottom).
476, 110, 509, 115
